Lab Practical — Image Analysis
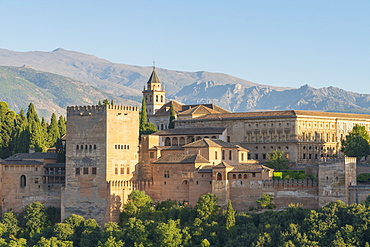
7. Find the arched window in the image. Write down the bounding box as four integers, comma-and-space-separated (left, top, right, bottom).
150, 95, 152, 102
161, 95, 163, 102
244, 174, 247, 179
156, 95, 158, 102
179, 137, 185, 145
20, 175, 26, 187
238, 174, 242, 179
217, 173, 222, 180
232, 174, 236, 179
172, 137, 178, 146
215, 151, 218, 159
76, 145, 79, 150
165, 137, 171, 146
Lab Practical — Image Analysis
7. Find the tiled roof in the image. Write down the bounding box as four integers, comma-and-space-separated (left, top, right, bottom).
178, 105, 220, 116
153, 154, 210, 164
2, 160, 43, 165
214, 161, 233, 168
153, 127, 226, 136
183, 138, 239, 148
5, 152, 58, 161
178, 110, 370, 122
149, 146, 184, 151
147, 69, 161, 85
229, 164, 272, 172
181, 104, 230, 113
154, 100, 183, 116
44, 163, 66, 168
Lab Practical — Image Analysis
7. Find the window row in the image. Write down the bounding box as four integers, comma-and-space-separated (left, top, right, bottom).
115, 166, 130, 175
75, 167, 97, 175
247, 122, 290, 128
76, 144, 97, 150
253, 153, 289, 159
114, 144, 130, 150
302, 153, 332, 159
145, 95, 164, 103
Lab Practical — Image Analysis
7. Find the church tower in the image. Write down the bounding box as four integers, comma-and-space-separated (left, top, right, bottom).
142, 67, 166, 116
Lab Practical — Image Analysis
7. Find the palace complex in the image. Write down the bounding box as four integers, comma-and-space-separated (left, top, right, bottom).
0, 68, 370, 225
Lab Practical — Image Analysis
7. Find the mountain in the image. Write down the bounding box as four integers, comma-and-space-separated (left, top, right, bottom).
1, 48, 370, 115
0, 66, 139, 117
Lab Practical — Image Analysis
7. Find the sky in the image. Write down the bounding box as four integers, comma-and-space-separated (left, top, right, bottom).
1, 0, 369, 93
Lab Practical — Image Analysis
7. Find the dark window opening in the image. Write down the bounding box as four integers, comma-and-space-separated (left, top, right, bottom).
75, 168, 80, 175
20, 175, 26, 187
83, 167, 88, 175
92, 167, 97, 175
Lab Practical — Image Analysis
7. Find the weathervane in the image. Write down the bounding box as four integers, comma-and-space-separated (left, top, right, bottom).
153, 60, 156, 70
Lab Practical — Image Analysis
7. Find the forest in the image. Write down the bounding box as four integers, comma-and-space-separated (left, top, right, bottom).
1, 190, 370, 247
0, 101, 66, 160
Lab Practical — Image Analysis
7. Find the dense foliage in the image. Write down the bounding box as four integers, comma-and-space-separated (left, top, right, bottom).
0, 101, 66, 159
5, 193, 370, 246
139, 98, 157, 136
265, 149, 290, 170
341, 124, 370, 163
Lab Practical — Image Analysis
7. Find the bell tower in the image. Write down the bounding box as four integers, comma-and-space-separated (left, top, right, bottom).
142, 66, 166, 116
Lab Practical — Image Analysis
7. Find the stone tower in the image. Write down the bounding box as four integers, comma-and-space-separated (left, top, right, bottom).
142, 68, 166, 116
61, 105, 139, 225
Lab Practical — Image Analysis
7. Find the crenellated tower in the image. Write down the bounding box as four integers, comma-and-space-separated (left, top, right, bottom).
61, 105, 139, 225
142, 67, 166, 116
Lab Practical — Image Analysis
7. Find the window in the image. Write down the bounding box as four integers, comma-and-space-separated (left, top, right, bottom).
227, 136, 231, 142
81, 145, 83, 150
150, 152, 155, 159
255, 154, 259, 159
76, 145, 79, 150
35, 178, 39, 184
232, 174, 236, 179
94, 144, 97, 149
121, 167, 125, 174
244, 174, 247, 179
229, 150, 232, 160
127, 167, 130, 174
92, 167, 97, 175
241, 153, 244, 161
215, 151, 218, 159
217, 173, 222, 180
222, 150, 225, 160
252, 172, 256, 177
75, 168, 80, 175
89, 145, 92, 149
238, 174, 242, 179
83, 167, 89, 175
20, 175, 26, 187
164, 170, 170, 178
262, 154, 266, 159
115, 168, 118, 175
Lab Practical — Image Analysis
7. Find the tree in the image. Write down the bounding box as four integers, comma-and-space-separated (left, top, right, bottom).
57, 116, 66, 137
0, 101, 16, 158
265, 149, 289, 170
195, 193, 220, 222
52, 223, 74, 241
13, 109, 29, 154
139, 98, 157, 136
23, 202, 48, 237
341, 125, 370, 163
103, 99, 109, 105
98, 100, 102, 106
34, 237, 73, 247
0, 210, 20, 237
47, 113, 60, 147
122, 190, 153, 219
26, 103, 44, 151
98, 236, 124, 247
225, 200, 236, 234
168, 103, 176, 129
154, 219, 183, 247
111, 99, 114, 105
256, 194, 276, 209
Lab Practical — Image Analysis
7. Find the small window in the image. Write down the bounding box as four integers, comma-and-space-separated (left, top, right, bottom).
76, 145, 79, 150
115, 168, 118, 175
244, 174, 247, 179
20, 175, 26, 187
85, 145, 88, 150
222, 150, 225, 160
127, 145, 130, 149
94, 144, 97, 149
229, 150, 232, 160
92, 167, 97, 175
127, 167, 130, 174
121, 167, 124, 174
238, 174, 242, 179
76, 168, 80, 175
81, 145, 84, 150
241, 153, 244, 161
232, 174, 236, 179
150, 152, 155, 158
83, 167, 88, 175
89, 145, 92, 150
252, 172, 256, 177
35, 167, 38, 171
215, 151, 218, 160
35, 178, 39, 184
217, 172, 222, 180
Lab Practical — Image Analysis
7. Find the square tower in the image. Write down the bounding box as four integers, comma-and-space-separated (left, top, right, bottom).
61, 105, 139, 225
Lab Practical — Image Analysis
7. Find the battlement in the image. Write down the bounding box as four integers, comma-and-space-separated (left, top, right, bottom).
67, 105, 139, 115
263, 179, 318, 188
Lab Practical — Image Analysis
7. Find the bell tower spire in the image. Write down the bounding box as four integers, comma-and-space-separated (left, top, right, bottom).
142, 65, 166, 116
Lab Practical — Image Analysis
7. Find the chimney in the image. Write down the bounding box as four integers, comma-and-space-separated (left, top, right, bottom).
29, 148, 36, 153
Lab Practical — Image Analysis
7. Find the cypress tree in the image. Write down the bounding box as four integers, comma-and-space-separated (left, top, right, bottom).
168, 103, 176, 129
14, 109, 30, 153
225, 200, 236, 237
0, 101, 16, 158
103, 99, 109, 105
98, 100, 102, 106
58, 115, 66, 137
26, 103, 44, 151
47, 113, 60, 147
111, 99, 114, 105
139, 98, 147, 133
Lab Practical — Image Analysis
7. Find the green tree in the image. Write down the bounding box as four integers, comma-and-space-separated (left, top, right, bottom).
79, 219, 101, 247
47, 113, 60, 147
168, 103, 176, 129
122, 218, 150, 247
52, 223, 74, 241
341, 125, 370, 163
98, 100, 102, 106
98, 236, 124, 247
139, 98, 157, 136
55, 138, 66, 163
265, 149, 289, 170
0, 101, 16, 158
26, 103, 44, 151
57, 115, 66, 137
195, 193, 220, 222
111, 99, 114, 105
154, 219, 183, 247
225, 200, 236, 235
122, 190, 153, 219
34, 237, 73, 247
23, 202, 48, 237
256, 194, 276, 209
13, 109, 29, 154
103, 99, 109, 105
0, 210, 20, 237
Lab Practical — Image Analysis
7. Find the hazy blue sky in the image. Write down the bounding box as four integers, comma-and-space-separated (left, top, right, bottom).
1, 1, 369, 93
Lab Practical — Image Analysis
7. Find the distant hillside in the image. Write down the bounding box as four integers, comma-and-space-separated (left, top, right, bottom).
1, 48, 370, 114
0, 66, 139, 117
